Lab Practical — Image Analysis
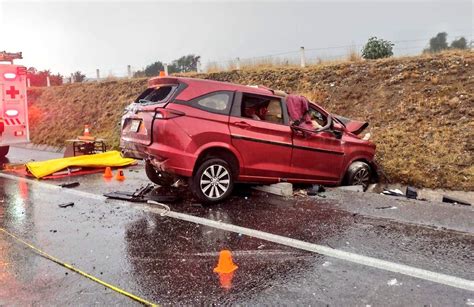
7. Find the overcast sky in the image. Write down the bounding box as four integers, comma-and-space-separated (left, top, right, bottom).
0, 0, 472, 77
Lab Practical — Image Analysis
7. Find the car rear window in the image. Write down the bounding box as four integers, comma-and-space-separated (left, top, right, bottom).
135, 86, 174, 104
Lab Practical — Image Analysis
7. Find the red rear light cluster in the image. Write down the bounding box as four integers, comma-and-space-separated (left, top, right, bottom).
16, 66, 27, 75
155, 109, 185, 119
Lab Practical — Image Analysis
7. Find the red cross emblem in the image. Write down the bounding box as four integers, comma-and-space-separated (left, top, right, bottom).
6, 86, 20, 99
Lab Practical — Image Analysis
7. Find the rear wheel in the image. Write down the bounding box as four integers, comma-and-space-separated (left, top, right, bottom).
345, 161, 371, 190
145, 161, 177, 187
0, 146, 9, 159
191, 158, 234, 204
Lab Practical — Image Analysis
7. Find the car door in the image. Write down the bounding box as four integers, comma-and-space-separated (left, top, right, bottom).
291, 105, 345, 183
229, 92, 293, 181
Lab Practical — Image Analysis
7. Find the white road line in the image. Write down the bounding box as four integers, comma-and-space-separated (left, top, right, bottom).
1, 172, 473, 292
0, 172, 106, 201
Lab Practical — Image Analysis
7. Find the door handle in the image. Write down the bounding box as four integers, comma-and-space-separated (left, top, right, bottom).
233, 121, 252, 129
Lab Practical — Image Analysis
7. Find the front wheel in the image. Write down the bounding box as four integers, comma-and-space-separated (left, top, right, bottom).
191, 158, 234, 204
0, 146, 9, 159
345, 161, 371, 190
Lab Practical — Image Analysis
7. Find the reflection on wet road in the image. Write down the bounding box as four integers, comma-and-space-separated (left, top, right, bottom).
0, 150, 473, 305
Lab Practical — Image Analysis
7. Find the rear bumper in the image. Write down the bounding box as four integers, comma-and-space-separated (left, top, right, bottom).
120, 141, 148, 160
120, 140, 195, 177
145, 142, 195, 177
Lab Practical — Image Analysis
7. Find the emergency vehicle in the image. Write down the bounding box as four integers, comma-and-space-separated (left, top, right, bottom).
0, 51, 29, 158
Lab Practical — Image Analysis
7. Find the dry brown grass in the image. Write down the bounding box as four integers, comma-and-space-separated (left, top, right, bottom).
346, 46, 362, 62
29, 51, 474, 190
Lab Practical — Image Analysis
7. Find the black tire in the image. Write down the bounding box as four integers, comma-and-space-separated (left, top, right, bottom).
191, 158, 234, 204
0, 146, 9, 159
345, 161, 371, 190
145, 161, 176, 187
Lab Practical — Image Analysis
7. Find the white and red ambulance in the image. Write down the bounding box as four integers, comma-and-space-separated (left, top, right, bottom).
0, 51, 29, 158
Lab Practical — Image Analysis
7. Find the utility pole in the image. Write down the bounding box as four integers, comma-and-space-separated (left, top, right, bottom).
300, 46, 306, 68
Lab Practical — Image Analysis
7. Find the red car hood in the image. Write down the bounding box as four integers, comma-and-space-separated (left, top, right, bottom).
334, 115, 369, 135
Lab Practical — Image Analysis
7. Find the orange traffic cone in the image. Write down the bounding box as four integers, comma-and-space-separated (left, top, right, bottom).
103, 167, 113, 179
115, 169, 125, 181
159, 71, 166, 77
213, 250, 238, 274
83, 125, 91, 137
78, 124, 95, 141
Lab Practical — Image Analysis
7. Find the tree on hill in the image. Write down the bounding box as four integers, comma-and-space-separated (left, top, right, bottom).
168, 54, 201, 73
134, 61, 164, 77
134, 54, 201, 77
424, 32, 449, 53
450, 37, 467, 50
73, 71, 86, 83
361, 37, 394, 60
27, 68, 63, 86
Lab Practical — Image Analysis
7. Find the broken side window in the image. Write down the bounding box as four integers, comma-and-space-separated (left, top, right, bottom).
135, 86, 174, 104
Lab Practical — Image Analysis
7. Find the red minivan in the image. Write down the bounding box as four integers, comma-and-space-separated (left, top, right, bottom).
120, 77, 376, 204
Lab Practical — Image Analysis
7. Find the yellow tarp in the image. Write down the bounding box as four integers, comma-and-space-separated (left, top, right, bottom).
26, 150, 136, 179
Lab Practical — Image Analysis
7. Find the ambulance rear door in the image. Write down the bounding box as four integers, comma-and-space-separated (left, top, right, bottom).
0, 64, 29, 146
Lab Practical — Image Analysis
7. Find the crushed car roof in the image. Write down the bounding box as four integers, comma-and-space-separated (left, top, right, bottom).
148, 76, 276, 101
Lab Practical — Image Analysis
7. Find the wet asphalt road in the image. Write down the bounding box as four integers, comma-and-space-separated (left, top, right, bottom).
0, 147, 473, 306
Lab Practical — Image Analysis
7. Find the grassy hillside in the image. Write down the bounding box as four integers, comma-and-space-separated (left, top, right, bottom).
27, 51, 474, 190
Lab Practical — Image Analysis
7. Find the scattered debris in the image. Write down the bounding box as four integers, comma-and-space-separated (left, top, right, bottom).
442, 195, 471, 206
253, 183, 293, 197
104, 184, 154, 202
338, 185, 364, 192
387, 278, 402, 286
58, 182, 80, 188
375, 206, 398, 210
58, 202, 74, 208
405, 186, 418, 199
307, 184, 325, 196
294, 189, 307, 197
104, 184, 180, 203
375, 206, 393, 210
381, 188, 404, 197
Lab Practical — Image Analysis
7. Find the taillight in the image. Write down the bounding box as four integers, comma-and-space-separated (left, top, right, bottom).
4, 72, 16, 80
17, 66, 27, 75
155, 109, 185, 119
5, 109, 19, 117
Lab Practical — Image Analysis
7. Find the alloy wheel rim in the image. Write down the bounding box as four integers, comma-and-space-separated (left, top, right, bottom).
200, 164, 230, 199
353, 168, 370, 187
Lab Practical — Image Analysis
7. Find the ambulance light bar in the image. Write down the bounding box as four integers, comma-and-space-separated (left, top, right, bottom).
5, 109, 19, 117
4, 72, 16, 79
